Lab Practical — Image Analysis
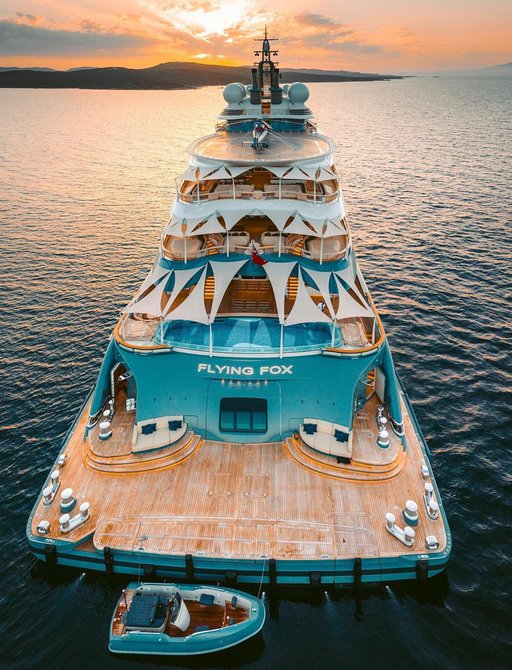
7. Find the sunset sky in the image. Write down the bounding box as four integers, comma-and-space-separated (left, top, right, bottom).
0, 0, 510, 72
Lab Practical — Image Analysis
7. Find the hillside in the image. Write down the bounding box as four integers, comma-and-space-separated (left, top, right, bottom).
0, 61, 401, 89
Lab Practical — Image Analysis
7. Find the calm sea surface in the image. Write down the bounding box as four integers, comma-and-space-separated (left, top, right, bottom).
1, 77, 511, 669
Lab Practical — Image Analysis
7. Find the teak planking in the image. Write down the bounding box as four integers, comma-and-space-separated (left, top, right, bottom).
32, 393, 446, 562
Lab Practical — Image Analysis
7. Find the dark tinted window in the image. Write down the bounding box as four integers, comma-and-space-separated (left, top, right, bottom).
219, 398, 267, 434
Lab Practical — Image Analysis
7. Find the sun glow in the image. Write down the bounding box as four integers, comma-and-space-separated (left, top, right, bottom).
159, 0, 261, 41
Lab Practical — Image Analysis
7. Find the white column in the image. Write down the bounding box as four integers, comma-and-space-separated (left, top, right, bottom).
279, 322, 284, 358
209, 321, 213, 357
278, 177, 282, 200
232, 177, 235, 199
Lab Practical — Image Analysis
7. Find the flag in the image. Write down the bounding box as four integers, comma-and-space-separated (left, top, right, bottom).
251, 248, 267, 265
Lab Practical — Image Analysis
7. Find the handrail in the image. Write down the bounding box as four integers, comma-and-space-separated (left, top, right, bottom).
177, 190, 338, 204
161, 240, 349, 263
113, 317, 169, 351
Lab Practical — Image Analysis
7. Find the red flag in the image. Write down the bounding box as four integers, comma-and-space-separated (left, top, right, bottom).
251, 249, 267, 265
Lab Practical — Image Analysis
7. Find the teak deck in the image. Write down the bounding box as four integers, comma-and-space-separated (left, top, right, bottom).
31, 392, 446, 563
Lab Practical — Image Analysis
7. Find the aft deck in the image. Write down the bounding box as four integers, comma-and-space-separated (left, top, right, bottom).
30, 394, 447, 564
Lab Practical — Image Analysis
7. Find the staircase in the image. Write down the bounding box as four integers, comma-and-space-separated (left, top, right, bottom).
287, 275, 299, 300
204, 275, 215, 300
85, 432, 202, 474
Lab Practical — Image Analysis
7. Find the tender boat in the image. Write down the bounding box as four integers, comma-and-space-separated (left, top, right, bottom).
27, 30, 451, 585
109, 583, 265, 655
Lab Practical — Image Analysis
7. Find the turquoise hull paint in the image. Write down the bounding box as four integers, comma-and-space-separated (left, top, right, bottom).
115, 343, 400, 442
27, 537, 450, 585
26, 312, 450, 585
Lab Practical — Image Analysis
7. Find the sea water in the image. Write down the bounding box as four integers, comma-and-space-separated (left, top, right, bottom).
1, 76, 511, 669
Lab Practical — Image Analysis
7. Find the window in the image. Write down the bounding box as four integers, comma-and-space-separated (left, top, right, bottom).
219, 398, 267, 434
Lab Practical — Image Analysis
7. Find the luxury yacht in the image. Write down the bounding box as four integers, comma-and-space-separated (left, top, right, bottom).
27, 33, 451, 585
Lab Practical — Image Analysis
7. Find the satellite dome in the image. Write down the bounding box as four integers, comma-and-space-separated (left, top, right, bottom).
223, 82, 246, 104
288, 82, 310, 103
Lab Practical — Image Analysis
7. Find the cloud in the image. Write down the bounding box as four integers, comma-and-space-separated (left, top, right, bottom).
276, 11, 385, 57
80, 19, 103, 33
0, 20, 153, 56
15, 12, 42, 24
294, 12, 337, 27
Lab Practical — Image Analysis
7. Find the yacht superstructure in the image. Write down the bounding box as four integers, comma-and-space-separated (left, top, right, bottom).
27, 34, 451, 585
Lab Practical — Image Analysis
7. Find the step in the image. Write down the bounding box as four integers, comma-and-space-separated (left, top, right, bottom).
84, 435, 202, 474
285, 437, 405, 482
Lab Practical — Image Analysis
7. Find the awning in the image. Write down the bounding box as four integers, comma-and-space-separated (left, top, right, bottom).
208, 259, 249, 322
333, 267, 366, 303
122, 271, 172, 316
126, 263, 171, 308
162, 266, 204, 316
263, 261, 297, 324
283, 166, 309, 180
265, 166, 291, 178
265, 208, 294, 231
301, 268, 336, 319
283, 214, 316, 236
164, 267, 209, 324
179, 166, 218, 181
333, 275, 374, 320
194, 213, 226, 235
285, 270, 332, 326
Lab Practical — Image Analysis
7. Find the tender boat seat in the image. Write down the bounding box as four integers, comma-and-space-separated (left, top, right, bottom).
132, 415, 188, 452
125, 592, 168, 632
299, 418, 352, 460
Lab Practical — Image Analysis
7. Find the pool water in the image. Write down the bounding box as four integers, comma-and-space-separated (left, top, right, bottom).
162, 318, 340, 351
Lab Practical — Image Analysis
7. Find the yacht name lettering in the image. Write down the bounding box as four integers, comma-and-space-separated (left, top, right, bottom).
197, 363, 293, 376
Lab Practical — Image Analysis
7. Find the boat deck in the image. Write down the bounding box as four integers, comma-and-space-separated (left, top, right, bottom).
111, 589, 247, 638
31, 395, 446, 563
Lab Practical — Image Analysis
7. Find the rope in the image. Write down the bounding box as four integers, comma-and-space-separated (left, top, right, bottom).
257, 557, 266, 599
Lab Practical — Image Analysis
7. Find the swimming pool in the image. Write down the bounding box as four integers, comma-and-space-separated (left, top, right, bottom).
160, 318, 340, 352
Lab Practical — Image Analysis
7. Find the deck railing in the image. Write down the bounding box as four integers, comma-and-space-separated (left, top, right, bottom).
177, 189, 338, 204
161, 240, 349, 263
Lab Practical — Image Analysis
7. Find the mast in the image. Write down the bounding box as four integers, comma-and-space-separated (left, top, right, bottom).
250, 25, 282, 104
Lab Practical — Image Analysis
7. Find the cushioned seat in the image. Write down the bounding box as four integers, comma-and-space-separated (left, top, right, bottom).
299, 418, 352, 460
132, 415, 188, 453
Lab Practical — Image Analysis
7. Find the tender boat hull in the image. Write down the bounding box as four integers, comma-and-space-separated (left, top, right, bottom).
108, 583, 265, 656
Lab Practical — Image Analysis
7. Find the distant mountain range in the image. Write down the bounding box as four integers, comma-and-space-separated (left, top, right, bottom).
400, 61, 512, 77
0, 61, 401, 89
